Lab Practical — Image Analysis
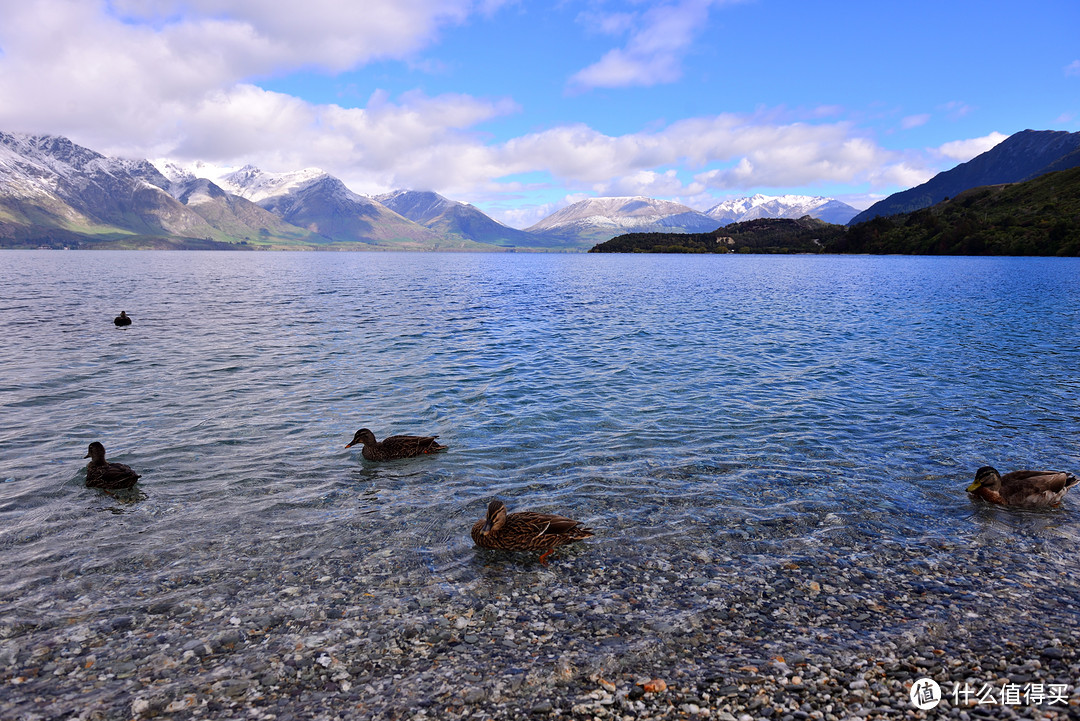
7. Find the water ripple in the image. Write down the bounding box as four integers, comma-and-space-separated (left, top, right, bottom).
1, 251, 1080, 628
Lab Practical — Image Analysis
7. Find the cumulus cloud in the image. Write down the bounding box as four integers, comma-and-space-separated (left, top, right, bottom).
594, 169, 693, 198
936, 131, 1008, 162
494, 201, 567, 230
0, 0, 953, 218
684, 124, 912, 190
0, 0, 492, 151
569, 0, 729, 90
104, 0, 485, 71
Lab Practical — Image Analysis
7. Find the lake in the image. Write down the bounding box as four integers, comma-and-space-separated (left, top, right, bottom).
2, 250, 1079, 718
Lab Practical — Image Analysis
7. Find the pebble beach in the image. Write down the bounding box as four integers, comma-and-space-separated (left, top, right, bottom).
3, 522, 1079, 720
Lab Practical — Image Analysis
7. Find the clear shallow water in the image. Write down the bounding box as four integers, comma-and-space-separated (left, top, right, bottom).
2, 250, 1080, 646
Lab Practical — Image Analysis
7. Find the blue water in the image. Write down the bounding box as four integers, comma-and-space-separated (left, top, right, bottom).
1, 250, 1079, 632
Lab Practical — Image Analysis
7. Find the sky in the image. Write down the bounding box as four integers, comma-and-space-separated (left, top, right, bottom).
0, 0, 1078, 228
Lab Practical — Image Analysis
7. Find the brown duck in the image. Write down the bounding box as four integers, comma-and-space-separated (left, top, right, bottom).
967, 466, 1078, 508
113, 311, 131, 326
471, 500, 594, 563
84, 442, 141, 489
344, 428, 446, 461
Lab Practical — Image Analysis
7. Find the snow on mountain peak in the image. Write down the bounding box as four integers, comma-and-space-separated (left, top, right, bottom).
526, 195, 718, 235
217, 166, 329, 202
704, 194, 858, 225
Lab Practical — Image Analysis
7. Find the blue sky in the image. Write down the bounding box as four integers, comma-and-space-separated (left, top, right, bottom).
0, 0, 1077, 226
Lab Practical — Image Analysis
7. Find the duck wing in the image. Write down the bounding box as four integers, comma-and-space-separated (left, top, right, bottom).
1000, 470, 1077, 506
87, 462, 141, 490
511, 512, 594, 540
382, 434, 446, 458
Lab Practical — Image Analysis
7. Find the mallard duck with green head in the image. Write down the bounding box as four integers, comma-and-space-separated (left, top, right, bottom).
84, 442, 141, 489
967, 466, 1077, 508
345, 428, 446, 461
471, 500, 594, 563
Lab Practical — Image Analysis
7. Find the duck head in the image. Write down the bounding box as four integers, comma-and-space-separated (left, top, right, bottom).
479, 500, 508, 536
967, 465, 1001, 493
345, 428, 377, 449
84, 441, 106, 463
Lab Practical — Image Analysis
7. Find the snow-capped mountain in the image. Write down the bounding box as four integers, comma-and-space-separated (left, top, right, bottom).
704, 194, 858, 225
216, 165, 329, 204
526, 196, 719, 242
0, 131, 224, 243
375, 189, 567, 248
217, 166, 441, 246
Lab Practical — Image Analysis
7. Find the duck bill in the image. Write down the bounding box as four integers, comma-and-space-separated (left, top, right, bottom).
84, 451, 91, 458
480, 520, 493, 535
344, 441, 356, 449
966, 480, 982, 493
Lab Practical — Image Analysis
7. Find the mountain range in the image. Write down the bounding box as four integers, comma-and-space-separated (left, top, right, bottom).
373, 189, 565, 248
5, 128, 1074, 250
850, 129, 1080, 224
0, 130, 864, 250
525, 196, 720, 244
593, 163, 1080, 257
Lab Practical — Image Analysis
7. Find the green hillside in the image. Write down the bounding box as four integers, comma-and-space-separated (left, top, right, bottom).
590, 167, 1080, 256
829, 166, 1080, 255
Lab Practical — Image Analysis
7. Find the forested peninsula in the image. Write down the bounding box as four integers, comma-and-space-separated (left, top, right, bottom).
590, 167, 1080, 256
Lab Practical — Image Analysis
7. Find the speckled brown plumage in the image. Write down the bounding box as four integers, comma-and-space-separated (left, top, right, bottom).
967, 466, 1077, 508
84, 442, 141, 490
471, 500, 594, 562
344, 428, 446, 461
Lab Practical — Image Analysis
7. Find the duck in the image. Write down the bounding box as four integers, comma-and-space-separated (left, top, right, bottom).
471, 500, 594, 563
966, 465, 1078, 508
84, 441, 141, 489
113, 311, 131, 326
344, 428, 446, 461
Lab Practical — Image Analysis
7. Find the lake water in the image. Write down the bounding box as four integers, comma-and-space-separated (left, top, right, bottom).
2, 250, 1079, 715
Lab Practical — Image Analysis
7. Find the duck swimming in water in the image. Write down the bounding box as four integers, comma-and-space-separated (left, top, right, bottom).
344, 428, 446, 461
113, 311, 131, 326
84, 442, 141, 489
967, 465, 1077, 508
471, 500, 594, 563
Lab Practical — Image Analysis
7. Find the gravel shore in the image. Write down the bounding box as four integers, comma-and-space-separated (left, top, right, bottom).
3, 530, 1078, 720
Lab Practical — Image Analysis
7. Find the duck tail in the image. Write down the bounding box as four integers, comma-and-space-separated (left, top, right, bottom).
1066, 473, 1079, 489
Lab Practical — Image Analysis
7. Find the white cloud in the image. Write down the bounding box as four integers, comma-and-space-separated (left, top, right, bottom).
0, 0, 958, 218
492, 201, 565, 229
936, 131, 1008, 162
1066, 60, 1080, 77
901, 114, 930, 129
594, 169, 692, 198
0, 0, 492, 151
569, 0, 727, 90
105, 0, 484, 71
940, 101, 974, 120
